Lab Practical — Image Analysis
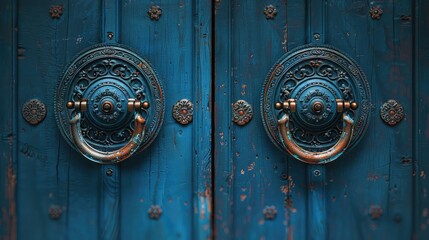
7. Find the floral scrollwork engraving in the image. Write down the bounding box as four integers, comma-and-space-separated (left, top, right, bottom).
263, 206, 277, 220
264, 4, 277, 20
22, 99, 47, 125
148, 5, 162, 21
49, 5, 63, 19
232, 100, 253, 126
369, 6, 383, 20
380, 99, 404, 126
172, 99, 193, 125
148, 205, 162, 220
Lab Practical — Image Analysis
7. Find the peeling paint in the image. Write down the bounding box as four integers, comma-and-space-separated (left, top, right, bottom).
2, 160, 17, 240
247, 162, 255, 171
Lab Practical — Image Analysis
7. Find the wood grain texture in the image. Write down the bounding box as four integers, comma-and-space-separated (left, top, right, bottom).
0, 1, 18, 239
1, 0, 428, 239
15, 1, 101, 239
119, 0, 212, 239
99, 1, 120, 239
326, 0, 413, 239
214, 0, 418, 239
414, 0, 429, 237
306, 1, 328, 239
214, 1, 308, 239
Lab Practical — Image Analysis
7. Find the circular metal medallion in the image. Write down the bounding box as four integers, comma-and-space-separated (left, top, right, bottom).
232, 100, 253, 126
261, 45, 371, 158
55, 44, 164, 160
22, 99, 47, 125
172, 99, 194, 125
380, 99, 404, 126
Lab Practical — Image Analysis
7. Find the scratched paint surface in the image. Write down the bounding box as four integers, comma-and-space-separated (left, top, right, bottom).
0, 0, 211, 239
214, 0, 428, 239
1, 0, 429, 239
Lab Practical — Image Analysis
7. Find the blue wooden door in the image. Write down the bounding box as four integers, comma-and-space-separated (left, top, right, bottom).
1, 0, 429, 240
214, 0, 429, 239
0, 0, 211, 239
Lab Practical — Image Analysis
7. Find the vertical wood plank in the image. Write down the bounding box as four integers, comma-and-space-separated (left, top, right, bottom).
414, 0, 429, 237
99, 1, 121, 239
0, 1, 17, 239
215, 1, 308, 239
15, 1, 101, 239
213, 0, 234, 238
119, 0, 211, 239
192, 0, 213, 238
306, 1, 328, 239
325, 0, 414, 239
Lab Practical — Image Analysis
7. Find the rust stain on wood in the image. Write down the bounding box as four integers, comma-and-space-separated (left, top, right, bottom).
2, 156, 17, 240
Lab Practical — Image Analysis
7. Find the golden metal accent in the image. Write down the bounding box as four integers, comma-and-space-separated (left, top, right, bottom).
278, 113, 354, 164
66, 101, 74, 109
312, 101, 324, 113
70, 113, 146, 164
142, 101, 150, 109
102, 101, 114, 113
127, 98, 135, 112
67, 98, 148, 163
336, 99, 358, 112
127, 99, 150, 112
277, 99, 297, 112
66, 99, 88, 112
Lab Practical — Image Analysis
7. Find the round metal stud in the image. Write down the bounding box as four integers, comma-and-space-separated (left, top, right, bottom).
263, 206, 277, 220
49, 5, 63, 19
380, 99, 404, 126
49, 205, 62, 220
172, 99, 194, 125
232, 100, 253, 126
148, 205, 162, 219
22, 99, 47, 125
148, 5, 162, 21
369, 6, 383, 20
264, 5, 277, 20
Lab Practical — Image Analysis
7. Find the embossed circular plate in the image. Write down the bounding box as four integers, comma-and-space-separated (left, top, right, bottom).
261, 45, 371, 156
55, 44, 164, 157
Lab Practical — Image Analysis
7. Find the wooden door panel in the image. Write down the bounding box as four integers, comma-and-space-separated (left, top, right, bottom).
214, 0, 424, 239
1, 0, 429, 239
214, 1, 308, 239
15, 1, 101, 239
0, 0, 211, 239
325, 1, 414, 239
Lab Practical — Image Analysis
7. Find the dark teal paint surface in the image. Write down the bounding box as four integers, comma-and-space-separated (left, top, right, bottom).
214, 0, 428, 239
1, 0, 211, 239
1, 0, 429, 239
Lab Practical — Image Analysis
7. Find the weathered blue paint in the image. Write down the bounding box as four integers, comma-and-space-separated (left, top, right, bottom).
214, 0, 428, 239
0, 0, 18, 239
1, 0, 429, 239
0, 0, 211, 239
414, 0, 429, 238
215, 1, 308, 239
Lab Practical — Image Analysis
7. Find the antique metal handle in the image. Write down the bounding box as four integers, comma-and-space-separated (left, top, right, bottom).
68, 99, 147, 164
278, 112, 354, 164
261, 45, 371, 164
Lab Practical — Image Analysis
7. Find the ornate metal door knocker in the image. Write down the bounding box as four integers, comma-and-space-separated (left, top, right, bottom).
55, 44, 165, 164
261, 45, 371, 164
